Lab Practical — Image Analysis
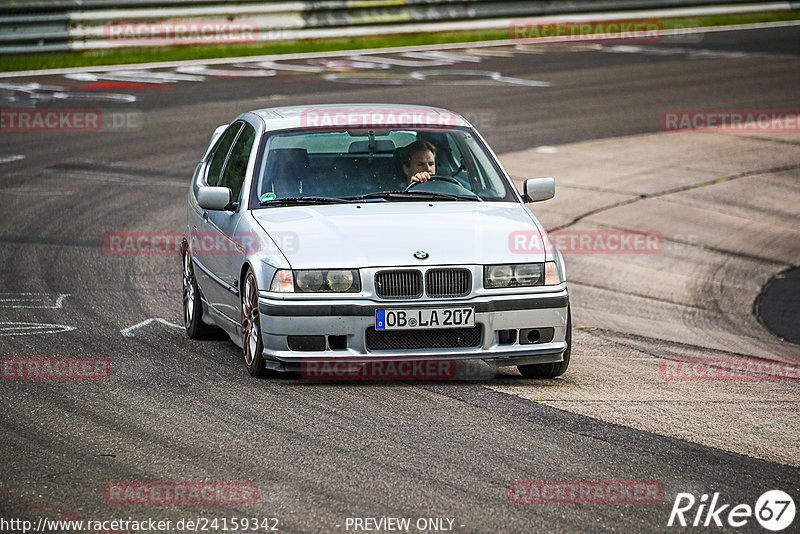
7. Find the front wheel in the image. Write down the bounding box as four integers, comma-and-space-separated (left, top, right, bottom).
241, 269, 268, 377
518, 308, 571, 379
183, 246, 214, 339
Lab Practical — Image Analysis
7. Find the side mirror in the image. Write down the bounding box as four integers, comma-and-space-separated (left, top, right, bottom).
198, 186, 232, 211
521, 177, 555, 202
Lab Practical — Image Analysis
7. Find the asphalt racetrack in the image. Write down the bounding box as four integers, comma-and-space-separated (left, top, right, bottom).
1, 24, 799, 533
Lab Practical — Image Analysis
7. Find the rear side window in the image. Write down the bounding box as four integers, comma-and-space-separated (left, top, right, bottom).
206, 123, 242, 186
219, 123, 256, 201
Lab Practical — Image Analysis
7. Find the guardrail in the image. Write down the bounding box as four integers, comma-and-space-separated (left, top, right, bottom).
0, 0, 793, 54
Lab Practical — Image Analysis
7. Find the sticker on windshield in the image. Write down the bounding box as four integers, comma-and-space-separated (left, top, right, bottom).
260, 192, 276, 202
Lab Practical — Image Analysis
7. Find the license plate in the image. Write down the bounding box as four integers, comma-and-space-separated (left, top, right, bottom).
375, 307, 475, 330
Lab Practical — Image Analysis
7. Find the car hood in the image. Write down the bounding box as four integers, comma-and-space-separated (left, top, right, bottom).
252, 202, 546, 269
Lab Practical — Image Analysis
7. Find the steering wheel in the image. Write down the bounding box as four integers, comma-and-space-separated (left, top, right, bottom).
405, 174, 463, 190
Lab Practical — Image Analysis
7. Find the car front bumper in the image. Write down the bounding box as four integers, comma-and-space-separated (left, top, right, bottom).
257, 290, 569, 368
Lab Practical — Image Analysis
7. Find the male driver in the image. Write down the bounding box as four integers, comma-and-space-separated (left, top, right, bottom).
399, 140, 436, 183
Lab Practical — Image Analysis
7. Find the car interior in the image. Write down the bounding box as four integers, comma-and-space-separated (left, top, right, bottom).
256, 129, 493, 201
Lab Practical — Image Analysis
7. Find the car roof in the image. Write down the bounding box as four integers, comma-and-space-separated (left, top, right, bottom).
249, 104, 471, 131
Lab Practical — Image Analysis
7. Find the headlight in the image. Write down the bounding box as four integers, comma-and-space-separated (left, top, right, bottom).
485, 265, 513, 288
326, 270, 355, 292
515, 263, 543, 285
484, 263, 547, 289
271, 269, 361, 293
295, 270, 324, 292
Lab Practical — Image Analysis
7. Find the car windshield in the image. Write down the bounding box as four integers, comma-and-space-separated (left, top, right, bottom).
252, 127, 516, 206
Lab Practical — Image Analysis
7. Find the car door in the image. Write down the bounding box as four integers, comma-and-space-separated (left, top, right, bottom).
191, 121, 242, 319
198, 121, 257, 321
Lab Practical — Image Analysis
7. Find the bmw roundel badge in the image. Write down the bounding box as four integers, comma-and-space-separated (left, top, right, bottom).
414, 251, 429, 260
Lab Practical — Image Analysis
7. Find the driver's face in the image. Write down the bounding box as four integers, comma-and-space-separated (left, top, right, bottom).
404, 150, 435, 178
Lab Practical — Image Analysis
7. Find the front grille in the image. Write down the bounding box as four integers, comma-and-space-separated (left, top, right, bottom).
426, 268, 471, 298
365, 325, 482, 351
375, 269, 423, 299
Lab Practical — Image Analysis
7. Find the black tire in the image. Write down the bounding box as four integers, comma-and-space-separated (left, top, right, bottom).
518, 308, 571, 378
241, 269, 268, 377
182, 246, 215, 340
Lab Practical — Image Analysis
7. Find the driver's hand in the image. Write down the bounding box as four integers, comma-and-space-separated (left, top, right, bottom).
410, 172, 431, 183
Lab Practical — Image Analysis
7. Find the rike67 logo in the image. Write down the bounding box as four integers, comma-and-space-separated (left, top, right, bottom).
668, 490, 795, 531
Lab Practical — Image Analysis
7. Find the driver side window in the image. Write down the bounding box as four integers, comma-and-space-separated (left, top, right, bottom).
219, 123, 256, 202
206, 123, 242, 186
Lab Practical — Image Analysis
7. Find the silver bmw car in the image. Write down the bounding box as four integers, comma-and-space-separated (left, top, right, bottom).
182, 104, 570, 379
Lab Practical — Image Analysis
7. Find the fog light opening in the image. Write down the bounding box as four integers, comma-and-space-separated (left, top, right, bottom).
328, 335, 347, 350
498, 329, 517, 345
287, 335, 326, 351
519, 327, 555, 345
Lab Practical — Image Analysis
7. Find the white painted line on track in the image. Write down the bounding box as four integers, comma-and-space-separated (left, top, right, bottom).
0, 189, 74, 196
0, 322, 77, 336
120, 317, 183, 337
0, 293, 70, 309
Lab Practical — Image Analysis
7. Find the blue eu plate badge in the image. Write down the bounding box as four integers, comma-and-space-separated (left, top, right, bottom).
375, 309, 386, 330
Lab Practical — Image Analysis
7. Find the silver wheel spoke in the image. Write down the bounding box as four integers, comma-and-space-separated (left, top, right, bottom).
241, 275, 259, 367
183, 254, 195, 327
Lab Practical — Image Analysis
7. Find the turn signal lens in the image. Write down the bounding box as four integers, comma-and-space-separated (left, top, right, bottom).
270, 269, 294, 292
544, 261, 562, 285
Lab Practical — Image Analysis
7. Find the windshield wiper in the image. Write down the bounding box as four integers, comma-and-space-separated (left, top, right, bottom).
259, 196, 352, 206
346, 191, 482, 202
